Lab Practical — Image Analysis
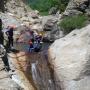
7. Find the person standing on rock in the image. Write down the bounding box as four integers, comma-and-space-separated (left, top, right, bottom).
6, 26, 14, 49
0, 19, 4, 45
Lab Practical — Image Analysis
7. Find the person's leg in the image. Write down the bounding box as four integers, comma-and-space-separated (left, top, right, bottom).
29, 45, 31, 52
29, 44, 33, 52
0, 34, 4, 45
2, 54, 10, 71
8, 37, 11, 48
0, 38, 3, 45
11, 37, 13, 47
5, 39, 9, 52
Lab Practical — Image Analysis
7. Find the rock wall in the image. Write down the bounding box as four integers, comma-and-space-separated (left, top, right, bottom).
64, 0, 90, 16
0, 0, 40, 28
0, 57, 23, 90
49, 24, 90, 90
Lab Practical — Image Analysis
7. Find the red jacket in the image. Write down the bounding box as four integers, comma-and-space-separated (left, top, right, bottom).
29, 40, 33, 45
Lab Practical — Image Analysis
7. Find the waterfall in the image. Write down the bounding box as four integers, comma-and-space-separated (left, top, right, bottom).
31, 63, 38, 83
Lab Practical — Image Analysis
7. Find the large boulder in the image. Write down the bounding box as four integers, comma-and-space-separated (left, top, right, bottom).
43, 25, 64, 42
49, 24, 90, 90
49, 7, 58, 15
64, 0, 90, 16
43, 19, 58, 31
42, 15, 63, 42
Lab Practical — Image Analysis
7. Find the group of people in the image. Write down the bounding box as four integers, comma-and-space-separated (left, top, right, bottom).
27, 30, 43, 52
0, 18, 43, 71
17, 26, 43, 52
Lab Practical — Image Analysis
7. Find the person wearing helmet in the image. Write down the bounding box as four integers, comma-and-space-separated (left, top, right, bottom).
36, 33, 42, 43
6, 27, 14, 49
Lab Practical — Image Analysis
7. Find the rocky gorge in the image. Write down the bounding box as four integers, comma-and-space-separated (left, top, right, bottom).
49, 25, 90, 90
0, 0, 90, 90
0, 0, 62, 90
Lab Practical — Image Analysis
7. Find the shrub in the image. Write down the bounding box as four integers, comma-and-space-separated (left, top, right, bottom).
26, 0, 69, 15
59, 15, 88, 34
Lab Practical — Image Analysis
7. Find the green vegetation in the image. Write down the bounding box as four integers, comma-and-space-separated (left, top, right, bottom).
26, 0, 69, 15
59, 15, 88, 34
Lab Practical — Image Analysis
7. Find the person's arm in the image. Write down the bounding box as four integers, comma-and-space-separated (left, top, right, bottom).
5, 30, 9, 36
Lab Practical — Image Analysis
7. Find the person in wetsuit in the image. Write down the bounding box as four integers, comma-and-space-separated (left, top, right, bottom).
6, 27, 14, 49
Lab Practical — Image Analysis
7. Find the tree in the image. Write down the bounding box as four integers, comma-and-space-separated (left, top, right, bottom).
26, 0, 69, 14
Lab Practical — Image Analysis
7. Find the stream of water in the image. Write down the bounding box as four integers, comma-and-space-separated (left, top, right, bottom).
13, 42, 61, 90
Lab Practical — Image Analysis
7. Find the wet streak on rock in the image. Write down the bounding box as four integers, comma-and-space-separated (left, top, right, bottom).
14, 42, 61, 90
25, 51, 61, 90
12, 52, 37, 90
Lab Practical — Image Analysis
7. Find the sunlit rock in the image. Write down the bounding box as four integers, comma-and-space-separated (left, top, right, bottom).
49, 24, 90, 90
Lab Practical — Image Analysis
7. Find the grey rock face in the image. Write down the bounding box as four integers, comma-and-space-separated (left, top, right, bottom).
49, 24, 90, 90
0, 12, 21, 28
64, 0, 90, 16
42, 15, 64, 42
0, 57, 23, 90
43, 19, 58, 31
49, 7, 58, 15
0, 78, 23, 90
5, 0, 31, 18
44, 24, 64, 42
3, 0, 39, 26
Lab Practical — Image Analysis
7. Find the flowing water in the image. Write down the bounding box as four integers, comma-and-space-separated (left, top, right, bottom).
14, 42, 61, 90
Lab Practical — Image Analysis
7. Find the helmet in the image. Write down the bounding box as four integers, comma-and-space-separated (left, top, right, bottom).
8, 25, 16, 29
39, 33, 42, 36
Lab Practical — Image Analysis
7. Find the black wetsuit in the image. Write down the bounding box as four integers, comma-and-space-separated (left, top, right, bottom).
6, 28, 14, 48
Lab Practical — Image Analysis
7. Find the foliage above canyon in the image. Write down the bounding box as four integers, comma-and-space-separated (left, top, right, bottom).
26, 0, 69, 15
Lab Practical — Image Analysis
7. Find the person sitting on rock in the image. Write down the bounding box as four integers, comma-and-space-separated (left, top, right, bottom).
29, 30, 34, 43
35, 33, 43, 43
28, 39, 34, 52
33, 34, 43, 52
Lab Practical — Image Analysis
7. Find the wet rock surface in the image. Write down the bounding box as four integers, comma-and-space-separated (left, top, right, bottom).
0, 58, 23, 90
8, 52, 35, 90
14, 42, 61, 90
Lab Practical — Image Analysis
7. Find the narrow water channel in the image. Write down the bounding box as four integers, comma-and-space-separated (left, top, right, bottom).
14, 42, 61, 90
